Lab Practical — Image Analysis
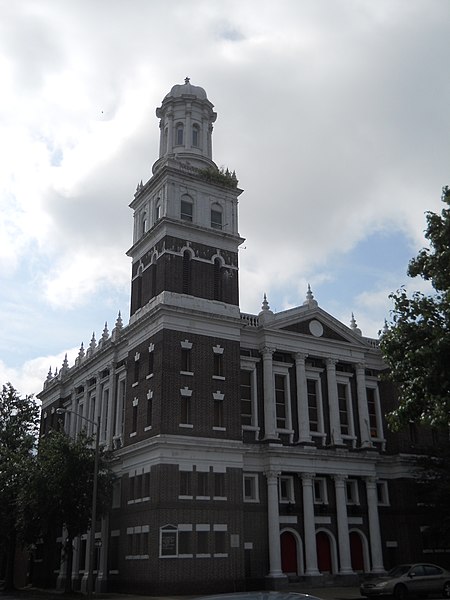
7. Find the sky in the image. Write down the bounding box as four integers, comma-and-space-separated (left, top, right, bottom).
1, 0, 449, 398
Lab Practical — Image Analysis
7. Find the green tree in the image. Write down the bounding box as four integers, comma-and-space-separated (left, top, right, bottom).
380, 186, 450, 430
20, 428, 114, 593
0, 383, 39, 591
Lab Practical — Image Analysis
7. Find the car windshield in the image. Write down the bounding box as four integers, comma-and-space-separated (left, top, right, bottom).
388, 565, 412, 577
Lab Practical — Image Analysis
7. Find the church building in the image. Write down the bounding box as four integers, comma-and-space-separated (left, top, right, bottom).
36, 79, 440, 595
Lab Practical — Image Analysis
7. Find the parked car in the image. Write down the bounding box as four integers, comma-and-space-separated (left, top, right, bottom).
195, 593, 323, 600
360, 563, 450, 599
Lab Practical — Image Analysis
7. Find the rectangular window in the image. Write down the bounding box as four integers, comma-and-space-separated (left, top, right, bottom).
214, 472, 225, 498
211, 209, 222, 230
197, 471, 209, 498
148, 351, 154, 377
196, 530, 209, 555
313, 478, 328, 504
377, 481, 389, 505
214, 530, 226, 554
213, 352, 223, 377
307, 379, 319, 432
366, 387, 378, 437
181, 200, 193, 222
180, 397, 191, 425
160, 526, 178, 557
279, 476, 294, 503
142, 472, 150, 499
346, 479, 359, 505
240, 370, 253, 426
179, 471, 192, 497
146, 395, 152, 428
275, 374, 287, 429
178, 530, 192, 555
181, 348, 192, 373
213, 399, 224, 428
243, 474, 259, 502
132, 404, 138, 433
337, 382, 350, 435
134, 360, 140, 384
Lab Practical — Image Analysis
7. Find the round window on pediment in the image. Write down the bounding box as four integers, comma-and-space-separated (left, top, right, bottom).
309, 319, 324, 337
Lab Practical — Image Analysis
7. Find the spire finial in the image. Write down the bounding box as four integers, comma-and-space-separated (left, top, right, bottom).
102, 322, 109, 341
115, 310, 123, 330
46, 366, 53, 381
350, 313, 362, 336
261, 293, 270, 312
185, 76, 190, 84
303, 284, 318, 308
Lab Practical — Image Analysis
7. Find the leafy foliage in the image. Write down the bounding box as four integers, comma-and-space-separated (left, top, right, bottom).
380, 187, 450, 430
0, 383, 39, 590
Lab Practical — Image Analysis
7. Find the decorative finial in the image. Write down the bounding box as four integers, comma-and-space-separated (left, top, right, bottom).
102, 322, 109, 341
303, 284, 318, 308
350, 313, 362, 335
115, 311, 123, 330
78, 342, 85, 360
89, 332, 96, 351
185, 76, 190, 84
261, 293, 270, 312
61, 354, 69, 373
46, 367, 53, 381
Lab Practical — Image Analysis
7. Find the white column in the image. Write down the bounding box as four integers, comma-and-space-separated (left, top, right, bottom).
365, 477, 385, 573
326, 359, 342, 446
185, 108, 191, 149
333, 475, 353, 574
356, 363, 372, 448
301, 474, 320, 576
264, 470, 285, 579
56, 526, 68, 590
261, 347, 278, 440
295, 353, 311, 443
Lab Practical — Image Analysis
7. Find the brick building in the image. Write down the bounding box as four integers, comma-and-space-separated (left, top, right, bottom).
36, 79, 444, 595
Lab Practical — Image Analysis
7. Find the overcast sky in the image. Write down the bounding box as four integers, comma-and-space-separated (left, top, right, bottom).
1, 0, 449, 397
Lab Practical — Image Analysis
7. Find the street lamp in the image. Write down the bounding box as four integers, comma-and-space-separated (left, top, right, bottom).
56, 408, 100, 599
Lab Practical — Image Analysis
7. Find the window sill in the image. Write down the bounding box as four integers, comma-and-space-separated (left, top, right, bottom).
132, 382, 139, 388
179, 423, 193, 429
213, 427, 226, 431
212, 375, 225, 380
180, 371, 194, 376
195, 496, 210, 500
146, 373, 154, 380
129, 432, 137, 438
144, 425, 152, 432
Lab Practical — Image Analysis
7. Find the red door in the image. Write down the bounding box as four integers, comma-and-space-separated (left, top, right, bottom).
281, 531, 297, 574
316, 531, 332, 573
350, 531, 364, 571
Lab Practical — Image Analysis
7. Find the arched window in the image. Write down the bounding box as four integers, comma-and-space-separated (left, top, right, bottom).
180, 195, 193, 222
214, 258, 222, 301
183, 250, 192, 294
211, 203, 223, 230
176, 123, 184, 146
141, 211, 148, 236
192, 124, 200, 148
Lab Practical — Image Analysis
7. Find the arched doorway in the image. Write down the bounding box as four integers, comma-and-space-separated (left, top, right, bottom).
350, 531, 364, 572
281, 531, 298, 574
316, 531, 332, 573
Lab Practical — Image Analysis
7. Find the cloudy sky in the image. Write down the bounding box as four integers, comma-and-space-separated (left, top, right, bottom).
1, 0, 449, 397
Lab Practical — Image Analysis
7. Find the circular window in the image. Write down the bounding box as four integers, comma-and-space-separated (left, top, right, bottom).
309, 319, 324, 337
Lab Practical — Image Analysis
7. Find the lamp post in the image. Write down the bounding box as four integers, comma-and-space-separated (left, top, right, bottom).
56, 408, 100, 599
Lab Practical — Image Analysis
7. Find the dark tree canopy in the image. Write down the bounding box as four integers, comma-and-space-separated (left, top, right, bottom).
0, 383, 39, 590
380, 186, 450, 430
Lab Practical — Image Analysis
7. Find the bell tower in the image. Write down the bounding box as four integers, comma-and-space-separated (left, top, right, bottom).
127, 79, 244, 319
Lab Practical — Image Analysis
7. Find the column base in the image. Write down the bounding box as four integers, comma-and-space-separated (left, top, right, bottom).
265, 573, 289, 590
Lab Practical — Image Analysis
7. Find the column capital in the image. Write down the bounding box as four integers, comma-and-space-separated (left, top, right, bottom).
333, 474, 348, 486
294, 352, 308, 363
264, 470, 281, 482
326, 357, 338, 368
260, 346, 276, 357
300, 472, 316, 481
356, 362, 366, 372
365, 475, 378, 487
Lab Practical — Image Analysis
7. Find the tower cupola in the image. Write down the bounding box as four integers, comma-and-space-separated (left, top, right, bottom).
153, 77, 217, 173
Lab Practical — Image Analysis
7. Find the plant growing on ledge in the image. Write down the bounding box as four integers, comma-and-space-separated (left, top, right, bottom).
197, 166, 238, 188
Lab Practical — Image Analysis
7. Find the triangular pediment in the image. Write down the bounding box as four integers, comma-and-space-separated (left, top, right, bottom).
259, 304, 372, 348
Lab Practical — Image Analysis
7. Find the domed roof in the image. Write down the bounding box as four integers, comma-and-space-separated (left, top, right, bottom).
166, 77, 208, 101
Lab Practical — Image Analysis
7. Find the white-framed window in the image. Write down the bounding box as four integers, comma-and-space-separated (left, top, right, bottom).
213, 472, 226, 500
306, 369, 325, 439
377, 480, 390, 506
181, 195, 193, 222
243, 473, 259, 502
160, 525, 178, 558
213, 524, 228, 557
346, 479, 360, 505
366, 381, 384, 441
196, 470, 210, 499
196, 524, 210, 557
337, 376, 355, 440
211, 203, 223, 230
279, 476, 295, 503
313, 477, 328, 504
240, 358, 259, 435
